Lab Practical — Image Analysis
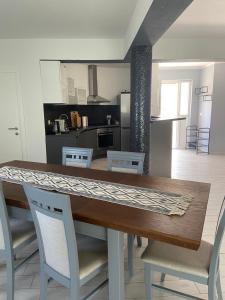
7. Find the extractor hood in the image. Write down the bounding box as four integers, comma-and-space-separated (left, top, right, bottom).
87, 65, 110, 104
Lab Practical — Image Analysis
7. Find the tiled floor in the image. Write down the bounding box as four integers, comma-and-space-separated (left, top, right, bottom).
1, 149, 225, 299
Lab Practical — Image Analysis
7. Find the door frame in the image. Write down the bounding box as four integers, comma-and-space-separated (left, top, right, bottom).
159, 79, 193, 148
0, 70, 27, 160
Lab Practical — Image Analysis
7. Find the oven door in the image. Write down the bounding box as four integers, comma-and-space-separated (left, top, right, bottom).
97, 130, 114, 149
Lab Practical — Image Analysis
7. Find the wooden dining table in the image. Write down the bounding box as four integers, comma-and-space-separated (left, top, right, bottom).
0, 160, 210, 300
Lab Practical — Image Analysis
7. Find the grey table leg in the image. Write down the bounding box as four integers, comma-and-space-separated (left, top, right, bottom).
107, 229, 124, 300
128, 234, 135, 278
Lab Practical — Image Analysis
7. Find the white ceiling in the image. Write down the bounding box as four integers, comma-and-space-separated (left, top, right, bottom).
0, 0, 138, 38
164, 0, 225, 38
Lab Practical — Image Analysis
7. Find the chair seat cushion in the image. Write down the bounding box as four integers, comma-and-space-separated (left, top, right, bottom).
10, 219, 36, 249
141, 240, 213, 280
76, 234, 107, 280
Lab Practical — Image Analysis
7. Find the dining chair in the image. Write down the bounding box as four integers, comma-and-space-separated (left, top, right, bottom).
142, 198, 225, 300
107, 150, 145, 175
0, 182, 37, 300
23, 184, 108, 300
62, 147, 93, 168
107, 150, 145, 277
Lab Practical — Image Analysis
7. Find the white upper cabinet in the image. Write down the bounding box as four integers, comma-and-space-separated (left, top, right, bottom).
40, 61, 64, 103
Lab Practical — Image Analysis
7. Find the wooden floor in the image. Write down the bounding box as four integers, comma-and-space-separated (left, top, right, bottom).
0, 149, 224, 299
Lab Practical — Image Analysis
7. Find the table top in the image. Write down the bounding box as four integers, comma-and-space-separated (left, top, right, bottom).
0, 160, 210, 250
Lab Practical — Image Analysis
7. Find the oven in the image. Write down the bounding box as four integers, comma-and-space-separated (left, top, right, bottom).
97, 128, 114, 149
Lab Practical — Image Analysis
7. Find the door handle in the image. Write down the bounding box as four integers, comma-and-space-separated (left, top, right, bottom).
8, 127, 18, 130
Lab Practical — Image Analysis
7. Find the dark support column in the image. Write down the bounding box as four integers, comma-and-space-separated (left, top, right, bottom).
130, 46, 152, 175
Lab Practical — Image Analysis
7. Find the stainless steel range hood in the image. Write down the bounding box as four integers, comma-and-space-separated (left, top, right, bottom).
87, 65, 110, 104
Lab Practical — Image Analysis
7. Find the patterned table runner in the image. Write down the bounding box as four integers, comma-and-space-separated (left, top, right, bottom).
0, 166, 193, 216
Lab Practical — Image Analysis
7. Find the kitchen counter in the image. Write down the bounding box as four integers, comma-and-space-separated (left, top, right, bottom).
150, 116, 186, 177
150, 116, 186, 123
46, 124, 120, 136
46, 125, 121, 164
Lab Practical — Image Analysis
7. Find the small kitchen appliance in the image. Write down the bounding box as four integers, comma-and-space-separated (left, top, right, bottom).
54, 119, 68, 133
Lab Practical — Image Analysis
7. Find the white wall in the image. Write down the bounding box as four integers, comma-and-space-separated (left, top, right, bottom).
0, 38, 124, 163
98, 63, 159, 111
158, 68, 201, 126
153, 38, 225, 61
61, 63, 130, 104
151, 63, 160, 116
198, 64, 214, 128
210, 63, 225, 154
97, 65, 130, 104
4, 36, 225, 163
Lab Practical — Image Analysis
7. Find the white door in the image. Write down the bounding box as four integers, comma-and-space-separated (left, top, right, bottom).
0, 73, 23, 163
160, 80, 192, 149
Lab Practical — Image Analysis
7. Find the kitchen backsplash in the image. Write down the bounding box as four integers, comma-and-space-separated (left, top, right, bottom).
44, 104, 120, 130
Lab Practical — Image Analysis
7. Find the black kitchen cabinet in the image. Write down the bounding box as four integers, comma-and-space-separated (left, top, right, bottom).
46, 134, 78, 164
76, 129, 97, 149
46, 126, 121, 165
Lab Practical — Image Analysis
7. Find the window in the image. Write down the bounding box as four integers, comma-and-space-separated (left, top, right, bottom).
160, 80, 192, 117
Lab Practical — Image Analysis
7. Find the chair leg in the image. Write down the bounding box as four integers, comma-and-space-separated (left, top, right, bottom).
127, 234, 135, 278
70, 286, 81, 300
6, 260, 14, 300
40, 268, 48, 300
208, 277, 217, 300
217, 272, 223, 300
160, 273, 166, 283
144, 264, 152, 300
137, 236, 142, 247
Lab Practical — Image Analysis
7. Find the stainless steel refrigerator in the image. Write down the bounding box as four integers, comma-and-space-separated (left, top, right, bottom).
120, 92, 131, 151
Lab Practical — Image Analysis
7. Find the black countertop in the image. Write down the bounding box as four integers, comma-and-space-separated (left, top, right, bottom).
46, 124, 120, 136
150, 116, 186, 123
46, 117, 186, 136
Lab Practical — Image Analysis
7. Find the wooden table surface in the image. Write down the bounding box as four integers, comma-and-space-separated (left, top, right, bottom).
0, 160, 210, 250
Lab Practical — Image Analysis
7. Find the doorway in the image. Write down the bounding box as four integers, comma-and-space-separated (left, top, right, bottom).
160, 80, 192, 148
0, 72, 23, 163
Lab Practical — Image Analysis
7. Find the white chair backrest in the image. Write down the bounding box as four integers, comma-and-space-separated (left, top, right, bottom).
0, 182, 12, 252
62, 147, 93, 168
35, 210, 70, 277
209, 198, 225, 278
107, 151, 145, 175
23, 184, 79, 280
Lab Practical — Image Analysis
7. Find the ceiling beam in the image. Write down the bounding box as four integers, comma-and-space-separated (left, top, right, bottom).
125, 0, 193, 59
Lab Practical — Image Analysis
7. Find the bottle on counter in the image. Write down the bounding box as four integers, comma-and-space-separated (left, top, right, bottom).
82, 116, 88, 128
53, 121, 60, 134
106, 114, 112, 125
